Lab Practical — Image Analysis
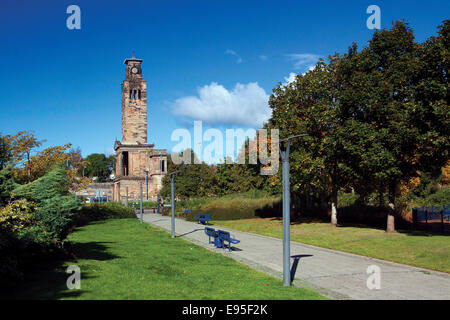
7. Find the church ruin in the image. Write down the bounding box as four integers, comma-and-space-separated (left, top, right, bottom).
112, 52, 168, 201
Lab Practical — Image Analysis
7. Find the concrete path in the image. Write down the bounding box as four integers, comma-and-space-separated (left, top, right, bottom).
140, 212, 450, 300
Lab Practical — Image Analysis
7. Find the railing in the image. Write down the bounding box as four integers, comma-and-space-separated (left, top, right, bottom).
412, 205, 450, 233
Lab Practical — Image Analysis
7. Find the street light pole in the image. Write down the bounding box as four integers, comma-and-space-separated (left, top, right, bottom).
169, 170, 180, 238
140, 183, 143, 223
171, 174, 175, 238
280, 134, 308, 286
145, 170, 149, 201
281, 140, 291, 287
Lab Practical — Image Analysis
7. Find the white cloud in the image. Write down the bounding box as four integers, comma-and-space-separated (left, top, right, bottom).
259, 55, 268, 61
282, 66, 317, 87
283, 72, 297, 85
225, 49, 243, 64
286, 53, 321, 71
171, 82, 271, 127
104, 147, 114, 156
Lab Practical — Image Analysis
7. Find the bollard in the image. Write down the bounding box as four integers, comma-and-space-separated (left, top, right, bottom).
157, 194, 160, 214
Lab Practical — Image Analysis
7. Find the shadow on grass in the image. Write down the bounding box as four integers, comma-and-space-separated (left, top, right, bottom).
270, 214, 447, 237
6, 240, 119, 300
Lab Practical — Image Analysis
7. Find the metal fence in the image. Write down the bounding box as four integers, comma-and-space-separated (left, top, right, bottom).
412, 205, 450, 233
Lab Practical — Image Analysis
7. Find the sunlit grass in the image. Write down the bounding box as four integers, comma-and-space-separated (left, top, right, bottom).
10, 219, 325, 300
215, 218, 450, 273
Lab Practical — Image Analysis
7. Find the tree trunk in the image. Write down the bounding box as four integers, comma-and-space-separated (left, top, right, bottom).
386, 182, 396, 233
331, 190, 338, 226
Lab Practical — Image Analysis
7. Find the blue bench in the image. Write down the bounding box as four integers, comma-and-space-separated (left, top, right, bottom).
204, 227, 240, 252
194, 214, 211, 225
204, 227, 219, 245
183, 210, 192, 215
218, 230, 240, 252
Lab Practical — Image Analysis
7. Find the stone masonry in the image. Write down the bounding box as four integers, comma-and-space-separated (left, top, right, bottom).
112, 52, 168, 202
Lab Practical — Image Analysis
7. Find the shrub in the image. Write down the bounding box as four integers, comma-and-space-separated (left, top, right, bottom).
0, 199, 35, 232
129, 201, 158, 209
0, 226, 24, 287
12, 165, 71, 203
421, 188, 450, 206
33, 195, 81, 241
0, 164, 17, 207
338, 192, 360, 208
166, 193, 282, 221
10, 165, 82, 243
75, 202, 135, 225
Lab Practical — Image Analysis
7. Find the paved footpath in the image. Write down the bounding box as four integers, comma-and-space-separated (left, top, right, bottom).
141, 212, 450, 300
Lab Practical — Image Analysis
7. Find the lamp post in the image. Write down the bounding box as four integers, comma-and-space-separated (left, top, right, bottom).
139, 183, 143, 223
280, 134, 308, 286
169, 171, 180, 238
145, 169, 149, 201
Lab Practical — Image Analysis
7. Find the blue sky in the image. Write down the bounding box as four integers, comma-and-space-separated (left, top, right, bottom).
0, 0, 449, 160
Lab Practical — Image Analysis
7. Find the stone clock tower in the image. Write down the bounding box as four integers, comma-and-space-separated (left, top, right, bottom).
112, 51, 168, 202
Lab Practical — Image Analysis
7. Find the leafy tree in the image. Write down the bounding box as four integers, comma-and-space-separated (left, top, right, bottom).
0, 134, 12, 170
269, 58, 353, 225
345, 21, 449, 231
267, 20, 449, 231
3, 131, 45, 179
0, 164, 18, 207
12, 165, 72, 203
161, 150, 219, 199
13, 143, 72, 183
12, 165, 81, 242
84, 153, 114, 182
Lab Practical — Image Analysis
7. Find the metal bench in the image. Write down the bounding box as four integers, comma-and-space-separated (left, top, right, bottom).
204, 227, 217, 245
183, 210, 192, 215
194, 214, 211, 225
217, 230, 240, 252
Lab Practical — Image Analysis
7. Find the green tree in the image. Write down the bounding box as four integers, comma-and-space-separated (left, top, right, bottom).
0, 164, 18, 207
0, 134, 12, 170
161, 149, 219, 200
84, 153, 114, 182
269, 58, 353, 225
346, 21, 449, 231
12, 165, 81, 242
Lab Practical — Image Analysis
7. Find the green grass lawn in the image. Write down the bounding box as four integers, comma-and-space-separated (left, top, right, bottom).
9, 218, 325, 300
214, 218, 450, 273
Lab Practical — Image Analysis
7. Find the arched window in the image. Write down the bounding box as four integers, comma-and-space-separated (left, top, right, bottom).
138, 90, 141, 100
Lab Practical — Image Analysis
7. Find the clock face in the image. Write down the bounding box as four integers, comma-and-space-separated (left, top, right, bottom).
131, 67, 138, 74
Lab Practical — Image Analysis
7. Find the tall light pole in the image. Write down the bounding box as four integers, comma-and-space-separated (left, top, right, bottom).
169, 170, 180, 238
280, 134, 308, 286
139, 183, 143, 223
145, 169, 149, 201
